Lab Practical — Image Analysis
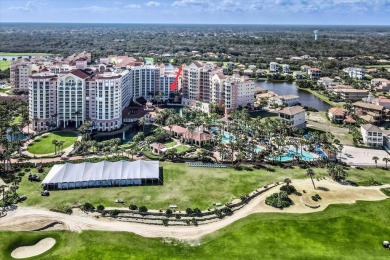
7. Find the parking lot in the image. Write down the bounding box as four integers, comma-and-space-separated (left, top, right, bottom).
341, 145, 389, 166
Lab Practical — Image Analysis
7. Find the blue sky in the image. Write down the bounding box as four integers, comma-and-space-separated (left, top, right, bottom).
0, 0, 389, 25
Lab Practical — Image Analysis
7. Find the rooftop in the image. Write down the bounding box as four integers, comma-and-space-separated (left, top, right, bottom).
361, 124, 383, 133
279, 106, 305, 115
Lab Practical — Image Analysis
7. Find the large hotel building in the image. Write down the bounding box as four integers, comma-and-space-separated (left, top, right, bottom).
13, 54, 254, 131
182, 61, 255, 114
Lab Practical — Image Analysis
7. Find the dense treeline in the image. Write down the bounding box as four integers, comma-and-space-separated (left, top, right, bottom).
0, 24, 389, 66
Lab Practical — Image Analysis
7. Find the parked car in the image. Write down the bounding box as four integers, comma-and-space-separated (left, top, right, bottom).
41, 190, 50, 196
18, 195, 27, 202
115, 199, 124, 204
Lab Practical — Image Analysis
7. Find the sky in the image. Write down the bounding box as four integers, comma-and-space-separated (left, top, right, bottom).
0, 0, 389, 25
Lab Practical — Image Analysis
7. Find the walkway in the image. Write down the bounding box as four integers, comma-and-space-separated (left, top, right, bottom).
0, 179, 388, 241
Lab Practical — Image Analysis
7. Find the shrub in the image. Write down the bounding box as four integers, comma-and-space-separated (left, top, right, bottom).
193, 208, 201, 215
96, 205, 105, 211
380, 188, 390, 196
185, 219, 191, 225
162, 218, 169, 226
265, 192, 293, 209
110, 209, 120, 217
82, 202, 95, 212
280, 185, 296, 195
129, 204, 138, 210
139, 206, 148, 213
175, 214, 181, 219
166, 209, 173, 215
186, 208, 193, 214
214, 209, 222, 218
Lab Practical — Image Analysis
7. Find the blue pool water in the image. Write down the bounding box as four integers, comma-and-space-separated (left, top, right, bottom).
255, 147, 316, 162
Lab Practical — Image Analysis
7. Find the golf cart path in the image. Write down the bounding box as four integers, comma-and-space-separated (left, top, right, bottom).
0, 179, 389, 241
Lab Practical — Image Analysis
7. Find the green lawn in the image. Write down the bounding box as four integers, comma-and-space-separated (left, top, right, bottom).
0, 87, 11, 93
365, 65, 390, 68
16, 162, 390, 211
1, 199, 390, 259
176, 145, 190, 154
0, 60, 10, 71
27, 131, 78, 155
298, 88, 344, 108
164, 140, 177, 148
12, 116, 21, 125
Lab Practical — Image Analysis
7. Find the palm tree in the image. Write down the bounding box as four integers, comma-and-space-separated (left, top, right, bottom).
372, 156, 379, 167
383, 157, 390, 169
306, 168, 316, 189
52, 139, 58, 155
73, 110, 82, 128
138, 117, 147, 133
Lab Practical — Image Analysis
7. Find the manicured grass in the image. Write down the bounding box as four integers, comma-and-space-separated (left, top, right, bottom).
0, 60, 10, 71
1, 199, 390, 259
143, 57, 155, 63
164, 140, 177, 148
0, 87, 11, 93
176, 145, 190, 154
27, 131, 77, 155
16, 162, 390, 211
298, 87, 344, 108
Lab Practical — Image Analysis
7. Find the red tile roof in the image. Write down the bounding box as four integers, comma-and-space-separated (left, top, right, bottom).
70, 69, 91, 79
329, 107, 347, 116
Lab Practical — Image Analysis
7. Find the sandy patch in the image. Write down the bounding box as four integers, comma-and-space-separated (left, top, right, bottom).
0, 179, 389, 241
11, 238, 56, 259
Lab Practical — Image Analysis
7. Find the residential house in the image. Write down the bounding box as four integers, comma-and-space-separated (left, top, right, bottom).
360, 124, 383, 147
318, 77, 335, 87
344, 67, 365, 79
293, 71, 304, 79
269, 62, 279, 73
278, 106, 306, 129
307, 68, 321, 79
373, 96, 390, 109
328, 108, 347, 124
353, 101, 387, 125
282, 64, 290, 73
269, 95, 299, 107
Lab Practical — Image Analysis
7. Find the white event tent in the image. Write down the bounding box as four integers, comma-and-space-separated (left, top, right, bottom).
42, 160, 161, 190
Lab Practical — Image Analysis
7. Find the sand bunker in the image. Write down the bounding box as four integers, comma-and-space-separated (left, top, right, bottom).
11, 238, 56, 259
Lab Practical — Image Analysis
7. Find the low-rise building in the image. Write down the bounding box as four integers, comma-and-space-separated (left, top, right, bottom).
307, 68, 321, 79
293, 71, 304, 79
328, 107, 347, 124
344, 67, 365, 79
282, 64, 290, 73
373, 96, 390, 109
318, 77, 335, 87
269, 62, 279, 73
360, 124, 383, 147
269, 95, 299, 107
353, 101, 387, 125
331, 89, 369, 101
278, 106, 306, 129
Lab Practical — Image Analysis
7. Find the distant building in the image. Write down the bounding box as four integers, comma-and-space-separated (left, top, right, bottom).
293, 71, 304, 79
269, 62, 279, 73
269, 95, 299, 107
318, 77, 335, 87
344, 67, 365, 80
282, 64, 290, 73
373, 96, 390, 109
331, 89, 369, 101
361, 124, 383, 147
278, 106, 306, 129
307, 68, 321, 79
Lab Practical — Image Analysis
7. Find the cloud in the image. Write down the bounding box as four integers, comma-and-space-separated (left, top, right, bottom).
172, 0, 210, 8
71, 5, 117, 13
145, 1, 161, 7
8, 0, 36, 12
124, 4, 141, 8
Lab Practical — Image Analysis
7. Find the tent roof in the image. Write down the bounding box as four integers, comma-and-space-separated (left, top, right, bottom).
42, 160, 159, 184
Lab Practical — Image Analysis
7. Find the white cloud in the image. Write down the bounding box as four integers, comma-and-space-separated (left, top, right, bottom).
8, 0, 36, 12
172, 0, 210, 8
124, 4, 142, 8
71, 5, 117, 13
145, 1, 161, 7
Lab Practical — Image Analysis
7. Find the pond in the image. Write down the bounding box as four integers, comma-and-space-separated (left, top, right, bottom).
256, 81, 330, 111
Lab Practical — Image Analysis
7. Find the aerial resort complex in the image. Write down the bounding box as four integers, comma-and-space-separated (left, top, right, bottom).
1, 4, 390, 259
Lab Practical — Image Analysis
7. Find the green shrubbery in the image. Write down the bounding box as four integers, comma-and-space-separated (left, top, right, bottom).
380, 188, 390, 196
265, 192, 293, 209
280, 185, 296, 195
